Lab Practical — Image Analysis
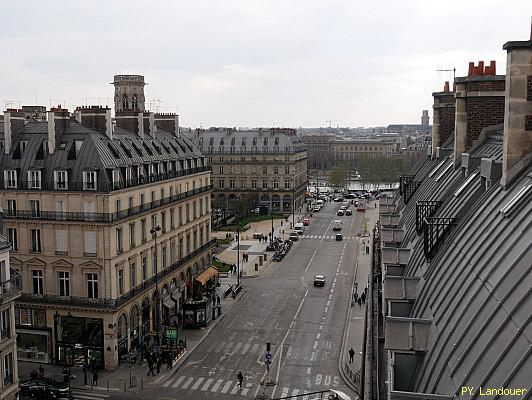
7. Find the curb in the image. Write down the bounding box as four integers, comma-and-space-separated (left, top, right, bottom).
242, 257, 274, 279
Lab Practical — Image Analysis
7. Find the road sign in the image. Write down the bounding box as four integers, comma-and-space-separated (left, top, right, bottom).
265, 352, 272, 360
154, 346, 160, 353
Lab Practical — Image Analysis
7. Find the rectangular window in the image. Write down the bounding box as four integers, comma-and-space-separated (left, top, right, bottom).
162, 247, 167, 269
141, 256, 147, 281
32, 270, 43, 295
30, 229, 42, 253
128, 196, 134, 212
4, 170, 17, 189
56, 200, 66, 218
54, 170, 68, 190
116, 199, 121, 212
263, 180, 268, 189
285, 166, 290, 174
262, 166, 268, 175
118, 269, 124, 295
83, 171, 97, 190
141, 219, 147, 242
151, 215, 157, 229
7, 228, 17, 251
218, 179, 224, 189
129, 223, 136, 247
130, 262, 137, 289
55, 230, 68, 254
86, 273, 98, 298
285, 179, 291, 189
161, 211, 167, 232
58, 271, 70, 297
170, 208, 175, 228
186, 204, 190, 222
3, 352, 14, 386
28, 170, 42, 189
30, 199, 41, 218
251, 180, 257, 189
1, 308, 11, 341
6, 199, 16, 216
229, 179, 235, 189
140, 193, 145, 210
274, 166, 279, 174
178, 206, 183, 226
116, 228, 123, 254
84, 231, 97, 256
273, 180, 279, 189
219, 165, 224, 174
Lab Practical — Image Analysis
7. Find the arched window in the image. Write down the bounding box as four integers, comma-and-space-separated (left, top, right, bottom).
122, 94, 129, 111
132, 94, 138, 111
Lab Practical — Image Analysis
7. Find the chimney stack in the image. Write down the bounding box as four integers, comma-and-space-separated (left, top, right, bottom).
137, 113, 144, 138
453, 61, 506, 166
78, 106, 113, 139
501, 38, 532, 187
431, 83, 456, 158
3, 110, 25, 154
175, 115, 180, 138
149, 112, 156, 137
47, 110, 56, 154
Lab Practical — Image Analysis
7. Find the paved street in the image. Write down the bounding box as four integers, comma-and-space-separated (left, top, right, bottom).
132, 200, 367, 399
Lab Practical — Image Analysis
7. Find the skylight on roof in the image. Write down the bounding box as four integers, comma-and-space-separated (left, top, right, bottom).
454, 171, 479, 197
434, 161, 453, 182
429, 159, 448, 178
500, 183, 531, 217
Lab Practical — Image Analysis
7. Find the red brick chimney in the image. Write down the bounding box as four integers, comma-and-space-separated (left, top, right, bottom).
501, 37, 532, 187
453, 61, 506, 166
77, 106, 113, 139
431, 81, 456, 158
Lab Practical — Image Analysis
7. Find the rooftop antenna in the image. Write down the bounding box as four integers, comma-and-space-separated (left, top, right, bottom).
437, 64, 456, 82
84, 97, 111, 106
49, 99, 66, 109
3, 100, 21, 110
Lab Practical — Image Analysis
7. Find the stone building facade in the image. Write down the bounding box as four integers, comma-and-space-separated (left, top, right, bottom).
0, 77, 213, 370
0, 234, 21, 400
186, 128, 308, 217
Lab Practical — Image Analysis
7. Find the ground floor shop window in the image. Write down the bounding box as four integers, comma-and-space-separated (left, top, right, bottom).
16, 329, 51, 363
3, 352, 14, 386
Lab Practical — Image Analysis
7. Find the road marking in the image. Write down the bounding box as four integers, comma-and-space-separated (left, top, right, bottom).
281, 387, 290, 398
201, 378, 213, 391
316, 333, 321, 339
307, 367, 311, 375
292, 389, 300, 397
221, 380, 233, 393
241, 382, 253, 395
191, 377, 204, 390
163, 378, 173, 387
313, 341, 319, 350
171, 376, 185, 388
233, 342, 243, 353
182, 377, 194, 389
210, 379, 223, 392
230, 383, 240, 394
241, 342, 251, 354
324, 306, 328, 313
326, 300, 330, 306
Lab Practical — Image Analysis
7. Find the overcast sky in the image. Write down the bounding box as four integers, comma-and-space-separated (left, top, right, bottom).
1, 1, 530, 128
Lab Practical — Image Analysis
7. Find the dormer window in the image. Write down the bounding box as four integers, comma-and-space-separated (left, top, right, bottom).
4, 170, 17, 189
209, 137, 214, 146
125, 167, 133, 183
20, 140, 28, 156
54, 170, 68, 190
149, 164, 156, 177
28, 170, 42, 189
274, 137, 279, 145
112, 169, 120, 184
242, 137, 247, 146
263, 137, 268, 146
83, 171, 97, 191
252, 137, 257, 146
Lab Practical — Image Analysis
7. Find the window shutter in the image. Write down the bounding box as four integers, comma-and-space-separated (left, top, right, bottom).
55, 230, 68, 253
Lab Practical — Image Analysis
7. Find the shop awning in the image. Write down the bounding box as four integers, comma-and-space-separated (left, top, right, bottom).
195, 266, 218, 285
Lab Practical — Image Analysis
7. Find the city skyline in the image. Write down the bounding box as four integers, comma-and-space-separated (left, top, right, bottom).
1, 0, 529, 128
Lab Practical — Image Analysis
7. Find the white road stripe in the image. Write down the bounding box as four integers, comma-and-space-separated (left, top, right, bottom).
233, 342, 243, 353
201, 378, 213, 391
71, 391, 109, 398
241, 342, 251, 354
211, 379, 224, 392
221, 380, 233, 393
182, 376, 194, 389
230, 383, 241, 394
191, 377, 204, 390
172, 375, 186, 388
72, 394, 109, 400
292, 389, 300, 397
214, 341, 226, 353
250, 343, 260, 354
313, 341, 319, 350
281, 387, 290, 398
241, 382, 253, 396
163, 378, 173, 387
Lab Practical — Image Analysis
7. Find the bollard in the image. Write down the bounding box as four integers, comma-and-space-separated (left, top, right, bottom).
263, 253, 267, 261
124, 380, 126, 392
258, 255, 263, 266
255, 263, 258, 271
107, 379, 110, 392
218, 305, 222, 316
141, 378, 144, 390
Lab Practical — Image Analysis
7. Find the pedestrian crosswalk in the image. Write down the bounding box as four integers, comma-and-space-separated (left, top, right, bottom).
159, 375, 330, 399
301, 234, 357, 240
70, 389, 111, 400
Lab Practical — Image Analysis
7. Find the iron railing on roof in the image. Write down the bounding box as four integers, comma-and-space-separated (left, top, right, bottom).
2, 166, 211, 193
4, 185, 213, 223
0, 269, 22, 304
415, 201, 443, 234
18, 239, 216, 310
423, 217, 457, 261
403, 181, 421, 204
399, 175, 414, 195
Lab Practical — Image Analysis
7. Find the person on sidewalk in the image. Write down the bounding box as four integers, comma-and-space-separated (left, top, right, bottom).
92, 371, 98, 387
39, 364, 44, 377
349, 347, 355, 363
147, 357, 155, 376
237, 370, 244, 388
358, 297, 362, 307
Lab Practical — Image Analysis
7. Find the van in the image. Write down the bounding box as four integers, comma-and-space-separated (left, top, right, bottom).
294, 223, 305, 235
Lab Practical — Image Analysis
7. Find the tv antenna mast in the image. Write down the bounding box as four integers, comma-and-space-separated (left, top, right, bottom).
436, 64, 456, 82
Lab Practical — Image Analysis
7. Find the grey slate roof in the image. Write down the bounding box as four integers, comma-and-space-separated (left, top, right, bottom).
0, 119, 205, 192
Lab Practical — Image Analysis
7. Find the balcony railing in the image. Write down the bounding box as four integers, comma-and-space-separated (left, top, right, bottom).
0, 269, 22, 304
17, 239, 216, 310
4, 185, 213, 223
2, 166, 211, 193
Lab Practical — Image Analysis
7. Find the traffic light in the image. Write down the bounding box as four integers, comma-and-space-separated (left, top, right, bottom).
266, 342, 271, 352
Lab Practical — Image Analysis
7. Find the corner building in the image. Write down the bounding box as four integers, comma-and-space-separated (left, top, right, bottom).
0, 76, 213, 370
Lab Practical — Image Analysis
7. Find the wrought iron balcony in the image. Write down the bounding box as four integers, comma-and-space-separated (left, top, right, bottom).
17, 239, 217, 310
403, 181, 421, 204
415, 201, 443, 234
423, 217, 457, 261
4, 185, 213, 223
0, 269, 22, 304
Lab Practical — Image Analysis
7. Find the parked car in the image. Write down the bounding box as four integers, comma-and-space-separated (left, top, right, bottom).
313, 206, 321, 212
20, 378, 69, 398
302, 218, 310, 226
333, 197, 343, 202
336, 233, 343, 241
333, 219, 342, 231
345, 209, 352, 216
289, 232, 299, 241
313, 275, 326, 287
337, 209, 345, 216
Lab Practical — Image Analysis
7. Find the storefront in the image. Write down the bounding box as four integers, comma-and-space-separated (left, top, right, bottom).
54, 315, 104, 369
195, 266, 218, 293
182, 297, 213, 328
15, 307, 52, 364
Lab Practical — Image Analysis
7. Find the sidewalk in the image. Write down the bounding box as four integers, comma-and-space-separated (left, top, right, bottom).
338, 200, 378, 397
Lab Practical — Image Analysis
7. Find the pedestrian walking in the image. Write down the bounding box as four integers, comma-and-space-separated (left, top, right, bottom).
30, 369, 38, 379
349, 347, 355, 363
92, 371, 98, 386
237, 370, 244, 388
217, 295, 221, 306
361, 292, 366, 303
39, 364, 44, 377
147, 358, 155, 376
156, 355, 161, 374
358, 297, 362, 307
166, 353, 173, 370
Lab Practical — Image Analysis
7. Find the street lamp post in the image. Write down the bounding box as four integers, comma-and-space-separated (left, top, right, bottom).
235, 197, 241, 288
150, 225, 162, 351
270, 182, 274, 247
292, 175, 295, 226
